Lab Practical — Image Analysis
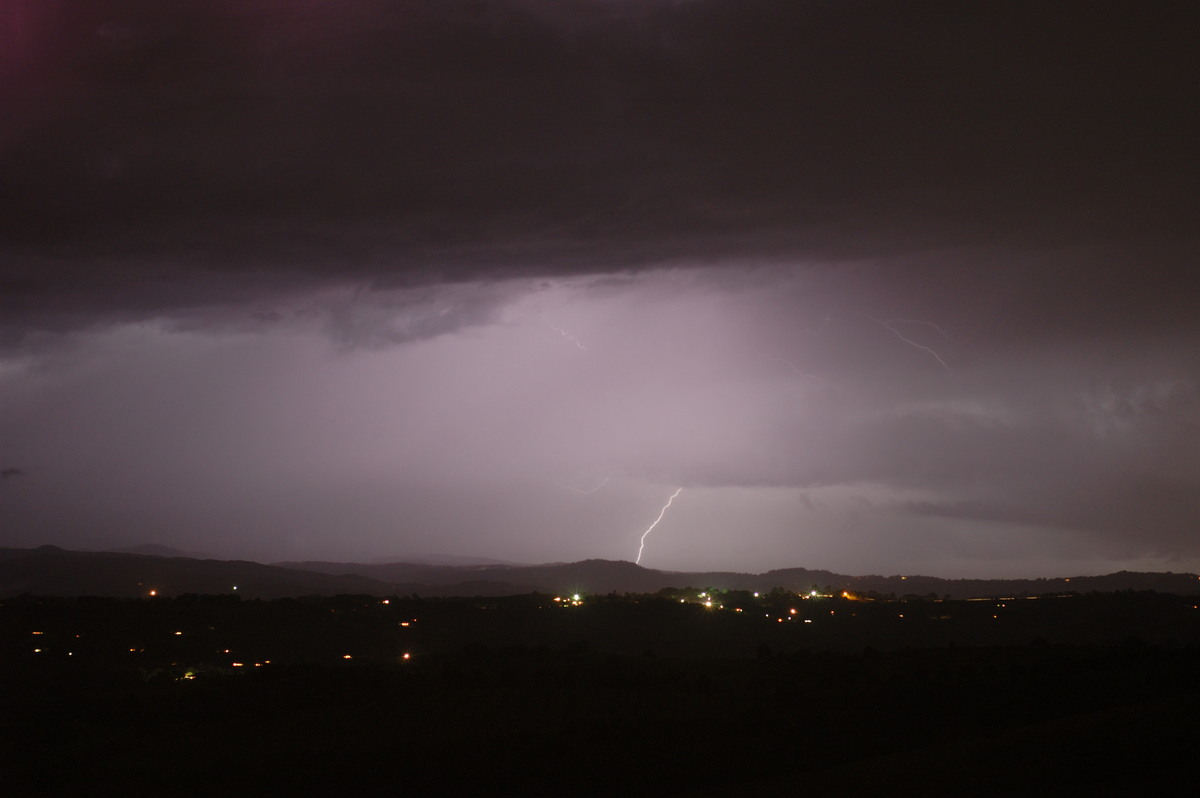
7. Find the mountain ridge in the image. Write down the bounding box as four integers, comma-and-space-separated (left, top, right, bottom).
3, 546, 1198, 600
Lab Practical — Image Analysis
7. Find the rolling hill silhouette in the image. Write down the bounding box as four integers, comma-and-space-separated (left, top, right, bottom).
3, 546, 1198, 599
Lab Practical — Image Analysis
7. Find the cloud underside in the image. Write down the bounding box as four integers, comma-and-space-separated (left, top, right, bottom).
1, 0, 1197, 337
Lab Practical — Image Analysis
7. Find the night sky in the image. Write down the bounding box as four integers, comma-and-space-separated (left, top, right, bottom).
2, 1, 1198, 576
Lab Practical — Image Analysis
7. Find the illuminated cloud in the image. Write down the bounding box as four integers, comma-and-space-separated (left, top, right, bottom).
1, 2, 1197, 576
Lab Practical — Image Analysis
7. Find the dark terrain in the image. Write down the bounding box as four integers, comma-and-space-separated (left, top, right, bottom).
5, 545, 1200, 599
5, 584, 1200, 796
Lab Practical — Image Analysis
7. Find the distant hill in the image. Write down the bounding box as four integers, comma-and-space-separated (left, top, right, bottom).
3, 546, 1198, 599
0, 547, 397, 600
103, 544, 207, 559
367, 554, 525, 567
278, 557, 1200, 598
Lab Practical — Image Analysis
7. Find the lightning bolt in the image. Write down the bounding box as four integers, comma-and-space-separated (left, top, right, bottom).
635, 488, 682, 565
765, 355, 827, 384
556, 476, 610, 495
871, 317, 952, 373
763, 354, 862, 400
888, 318, 949, 339
547, 322, 586, 351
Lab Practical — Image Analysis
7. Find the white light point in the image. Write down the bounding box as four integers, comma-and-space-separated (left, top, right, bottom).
635, 488, 683, 565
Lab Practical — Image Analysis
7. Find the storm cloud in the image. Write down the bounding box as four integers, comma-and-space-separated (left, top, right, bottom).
1, 1, 1197, 576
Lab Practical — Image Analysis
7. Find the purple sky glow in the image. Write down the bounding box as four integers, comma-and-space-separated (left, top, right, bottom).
2, 1, 1198, 577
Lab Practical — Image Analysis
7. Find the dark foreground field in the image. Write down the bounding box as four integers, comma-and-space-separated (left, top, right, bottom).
5, 590, 1200, 796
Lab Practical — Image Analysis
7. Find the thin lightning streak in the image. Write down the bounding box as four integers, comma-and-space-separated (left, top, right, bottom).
556, 476, 610, 495
765, 355, 827, 383
547, 322, 586, 350
888, 319, 949, 338
762, 354, 861, 400
871, 317, 953, 373
635, 488, 682, 565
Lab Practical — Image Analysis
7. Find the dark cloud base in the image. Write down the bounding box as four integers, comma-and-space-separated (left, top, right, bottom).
2, 0, 1197, 337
